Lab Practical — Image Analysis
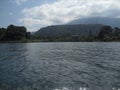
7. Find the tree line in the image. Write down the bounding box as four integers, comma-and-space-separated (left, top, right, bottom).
0, 24, 120, 42
0, 25, 31, 42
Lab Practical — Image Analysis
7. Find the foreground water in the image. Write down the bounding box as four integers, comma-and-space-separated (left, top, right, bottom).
0, 42, 120, 90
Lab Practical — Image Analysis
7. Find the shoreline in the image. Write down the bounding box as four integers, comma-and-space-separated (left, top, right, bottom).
0, 40, 120, 43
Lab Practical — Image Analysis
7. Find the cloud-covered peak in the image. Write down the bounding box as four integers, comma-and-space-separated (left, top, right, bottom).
19, 0, 120, 31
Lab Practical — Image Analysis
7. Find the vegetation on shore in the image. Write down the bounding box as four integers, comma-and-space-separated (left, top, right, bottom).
0, 25, 31, 42
0, 24, 120, 42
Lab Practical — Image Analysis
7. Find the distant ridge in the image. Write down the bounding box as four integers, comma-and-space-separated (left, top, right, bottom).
68, 17, 120, 27
34, 24, 103, 37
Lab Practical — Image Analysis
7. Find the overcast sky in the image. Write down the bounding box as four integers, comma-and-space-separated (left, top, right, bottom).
0, 0, 120, 31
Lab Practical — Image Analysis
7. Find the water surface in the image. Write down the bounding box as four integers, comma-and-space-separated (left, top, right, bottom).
0, 42, 120, 90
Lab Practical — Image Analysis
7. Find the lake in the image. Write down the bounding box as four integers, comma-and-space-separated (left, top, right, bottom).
0, 42, 120, 90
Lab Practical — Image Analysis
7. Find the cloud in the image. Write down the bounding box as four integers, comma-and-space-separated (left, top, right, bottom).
19, 0, 120, 31
9, 12, 13, 16
15, 0, 28, 5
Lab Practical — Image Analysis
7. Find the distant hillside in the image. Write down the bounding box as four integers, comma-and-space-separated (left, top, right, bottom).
34, 24, 103, 37
69, 17, 120, 27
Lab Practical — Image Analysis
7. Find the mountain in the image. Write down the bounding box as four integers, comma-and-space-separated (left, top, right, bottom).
34, 17, 120, 38
69, 17, 120, 27
34, 24, 103, 37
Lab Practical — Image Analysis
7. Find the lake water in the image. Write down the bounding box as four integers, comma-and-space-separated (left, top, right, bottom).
0, 42, 120, 90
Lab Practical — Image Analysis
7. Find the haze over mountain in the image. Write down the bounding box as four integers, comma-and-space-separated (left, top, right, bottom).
69, 17, 120, 27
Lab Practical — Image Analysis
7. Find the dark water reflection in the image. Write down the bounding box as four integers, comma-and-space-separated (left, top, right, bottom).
0, 42, 120, 90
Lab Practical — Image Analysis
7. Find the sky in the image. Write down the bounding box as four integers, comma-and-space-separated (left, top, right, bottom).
0, 0, 120, 32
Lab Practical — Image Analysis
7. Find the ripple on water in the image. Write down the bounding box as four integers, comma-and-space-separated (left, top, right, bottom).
0, 42, 120, 90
